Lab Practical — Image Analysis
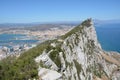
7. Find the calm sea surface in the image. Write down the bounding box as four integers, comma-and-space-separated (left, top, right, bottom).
95, 23, 120, 52
0, 34, 38, 48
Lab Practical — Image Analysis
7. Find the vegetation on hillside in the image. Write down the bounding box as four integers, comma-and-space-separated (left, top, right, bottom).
0, 40, 52, 80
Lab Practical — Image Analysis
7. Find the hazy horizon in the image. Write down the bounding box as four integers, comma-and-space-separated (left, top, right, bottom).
1, 19, 120, 24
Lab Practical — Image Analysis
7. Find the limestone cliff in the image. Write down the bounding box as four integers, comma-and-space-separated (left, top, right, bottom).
35, 19, 120, 80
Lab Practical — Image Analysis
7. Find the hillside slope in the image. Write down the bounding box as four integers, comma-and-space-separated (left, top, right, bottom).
0, 19, 120, 80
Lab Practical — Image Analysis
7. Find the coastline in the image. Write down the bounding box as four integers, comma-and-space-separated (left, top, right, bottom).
0, 27, 72, 60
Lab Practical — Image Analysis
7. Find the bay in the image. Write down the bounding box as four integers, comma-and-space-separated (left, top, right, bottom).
0, 33, 38, 48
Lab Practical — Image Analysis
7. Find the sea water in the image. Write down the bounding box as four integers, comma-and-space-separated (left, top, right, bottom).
95, 23, 120, 53
0, 34, 38, 48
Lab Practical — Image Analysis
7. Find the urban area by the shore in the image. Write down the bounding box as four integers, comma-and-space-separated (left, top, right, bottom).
0, 24, 74, 60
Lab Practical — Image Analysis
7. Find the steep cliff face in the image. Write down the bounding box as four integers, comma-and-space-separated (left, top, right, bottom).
35, 19, 120, 80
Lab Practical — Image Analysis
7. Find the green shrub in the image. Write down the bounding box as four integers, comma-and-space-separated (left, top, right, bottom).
49, 50, 61, 68
0, 40, 52, 79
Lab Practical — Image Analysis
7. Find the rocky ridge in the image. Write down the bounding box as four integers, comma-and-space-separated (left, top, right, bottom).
35, 19, 120, 80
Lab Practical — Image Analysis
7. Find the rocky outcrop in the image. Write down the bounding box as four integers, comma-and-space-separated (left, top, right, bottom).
35, 19, 120, 80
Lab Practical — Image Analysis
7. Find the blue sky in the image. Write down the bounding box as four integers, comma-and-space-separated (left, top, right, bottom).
0, 0, 120, 23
